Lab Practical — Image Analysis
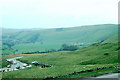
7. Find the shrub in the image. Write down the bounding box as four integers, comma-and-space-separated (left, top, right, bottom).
104, 53, 109, 55
61, 44, 79, 51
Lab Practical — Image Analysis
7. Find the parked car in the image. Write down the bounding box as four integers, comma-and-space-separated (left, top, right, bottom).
16, 66, 20, 69
7, 65, 11, 68
23, 63, 27, 67
13, 62, 17, 64
32, 61, 38, 64
32, 61, 39, 66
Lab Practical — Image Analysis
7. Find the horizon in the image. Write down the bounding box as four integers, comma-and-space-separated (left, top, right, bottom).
2, 24, 118, 29
1, 0, 118, 29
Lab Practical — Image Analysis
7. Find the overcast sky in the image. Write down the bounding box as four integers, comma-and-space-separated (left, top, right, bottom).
1, 0, 119, 29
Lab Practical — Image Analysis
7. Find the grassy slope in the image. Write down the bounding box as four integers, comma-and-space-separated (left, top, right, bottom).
60, 68, 118, 78
2, 41, 119, 78
2, 24, 118, 78
103, 34, 118, 43
2, 64, 117, 78
2, 24, 118, 54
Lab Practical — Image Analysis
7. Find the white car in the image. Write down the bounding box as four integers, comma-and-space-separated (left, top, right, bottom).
14, 69, 18, 70
32, 61, 38, 64
21, 67, 25, 69
23, 63, 27, 67
26, 65, 32, 67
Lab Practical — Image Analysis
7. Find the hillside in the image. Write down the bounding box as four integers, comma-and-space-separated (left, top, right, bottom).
103, 34, 118, 43
2, 28, 45, 34
2, 24, 118, 54
2, 42, 119, 78
2, 27, 119, 78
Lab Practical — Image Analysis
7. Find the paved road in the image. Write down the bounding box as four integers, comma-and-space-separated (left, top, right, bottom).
96, 73, 119, 78
0, 56, 31, 72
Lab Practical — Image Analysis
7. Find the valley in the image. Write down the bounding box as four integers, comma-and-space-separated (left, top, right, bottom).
1, 24, 119, 79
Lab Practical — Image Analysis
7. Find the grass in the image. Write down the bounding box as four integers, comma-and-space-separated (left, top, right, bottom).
2, 54, 25, 67
2, 24, 118, 54
2, 25, 118, 78
60, 67, 118, 78
18, 43, 118, 65
2, 64, 118, 78
2, 42, 119, 78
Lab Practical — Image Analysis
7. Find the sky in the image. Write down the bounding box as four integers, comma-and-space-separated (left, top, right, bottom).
1, 0, 119, 29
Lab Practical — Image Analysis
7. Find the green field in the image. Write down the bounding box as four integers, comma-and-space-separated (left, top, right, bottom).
2, 24, 118, 54
2, 41, 119, 78
2, 24, 119, 79
60, 67, 118, 78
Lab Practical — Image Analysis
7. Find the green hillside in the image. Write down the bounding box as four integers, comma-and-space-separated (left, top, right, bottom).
2, 30, 119, 78
2, 24, 118, 54
2, 42, 118, 78
103, 34, 118, 43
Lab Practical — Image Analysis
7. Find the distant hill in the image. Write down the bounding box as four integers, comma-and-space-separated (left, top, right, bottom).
2, 28, 45, 34
2, 24, 118, 54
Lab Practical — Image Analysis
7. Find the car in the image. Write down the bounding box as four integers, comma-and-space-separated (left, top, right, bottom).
32, 61, 38, 64
7, 65, 11, 68
13, 62, 17, 64
21, 67, 25, 69
16, 66, 20, 69
14, 69, 18, 70
23, 63, 27, 67
26, 65, 32, 67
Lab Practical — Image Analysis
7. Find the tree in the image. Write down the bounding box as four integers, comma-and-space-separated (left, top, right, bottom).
61, 44, 79, 51
62, 44, 68, 49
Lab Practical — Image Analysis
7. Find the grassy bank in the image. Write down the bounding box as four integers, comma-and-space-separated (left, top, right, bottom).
2, 42, 119, 78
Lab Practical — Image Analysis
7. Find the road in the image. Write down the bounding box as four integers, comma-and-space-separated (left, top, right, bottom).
96, 73, 119, 78
6, 56, 23, 61
1, 56, 31, 72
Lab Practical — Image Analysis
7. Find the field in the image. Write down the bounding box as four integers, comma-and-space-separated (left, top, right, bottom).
60, 67, 118, 78
2, 24, 118, 54
2, 42, 119, 78
2, 24, 119, 79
